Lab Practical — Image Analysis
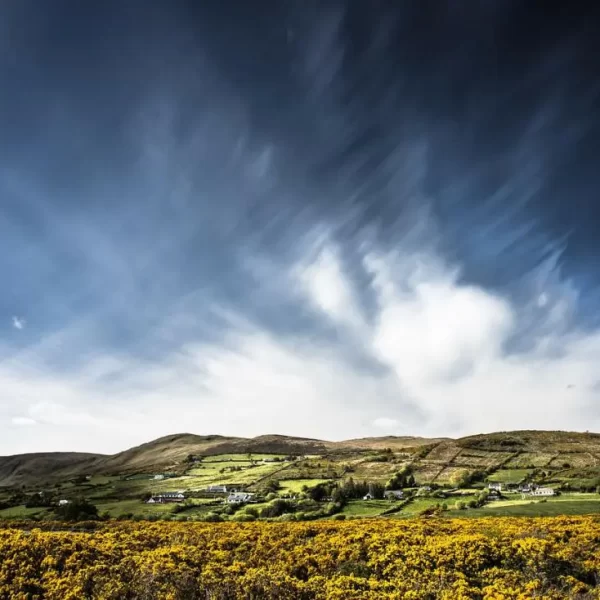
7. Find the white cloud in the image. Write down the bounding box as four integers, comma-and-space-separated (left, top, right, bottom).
372, 417, 399, 430
11, 416, 36, 426
0, 232, 599, 454
294, 243, 364, 332
11, 316, 25, 330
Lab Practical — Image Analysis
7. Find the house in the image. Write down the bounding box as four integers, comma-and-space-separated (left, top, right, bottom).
488, 483, 502, 491
384, 490, 404, 500
530, 487, 555, 497
147, 492, 185, 504
227, 492, 254, 504
518, 484, 537, 494
153, 474, 165, 481
58, 499, 70, 506
206, 485, 228, 494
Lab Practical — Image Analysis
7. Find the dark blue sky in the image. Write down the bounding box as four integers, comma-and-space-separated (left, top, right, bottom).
1, 1, 599, 453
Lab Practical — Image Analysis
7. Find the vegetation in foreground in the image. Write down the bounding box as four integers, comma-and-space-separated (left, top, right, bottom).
1, 516, 600, 599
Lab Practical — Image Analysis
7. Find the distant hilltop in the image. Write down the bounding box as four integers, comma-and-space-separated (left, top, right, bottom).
1, 429, 599, 488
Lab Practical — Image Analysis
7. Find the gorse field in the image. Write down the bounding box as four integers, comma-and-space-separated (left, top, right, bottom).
1, 516, 600, 599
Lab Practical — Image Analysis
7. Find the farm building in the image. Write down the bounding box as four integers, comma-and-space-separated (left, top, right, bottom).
146, 492, 185, 504
384, 490, 404, 500
227, 492, 254, 504
58, 499, 70, 506
488, 483, 502, 491
530, 487, 555, 497
206, 485, 228, 494
518, 484, 536, 493
153, 474, 165, 480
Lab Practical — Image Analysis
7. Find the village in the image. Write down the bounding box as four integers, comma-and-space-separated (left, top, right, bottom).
140, 474, 559, 521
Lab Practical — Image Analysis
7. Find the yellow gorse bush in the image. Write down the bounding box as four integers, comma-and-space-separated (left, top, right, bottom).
0, 516, 599, 599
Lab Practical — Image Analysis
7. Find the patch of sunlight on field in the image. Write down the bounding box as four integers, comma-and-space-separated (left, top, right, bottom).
279, 479, 328, 493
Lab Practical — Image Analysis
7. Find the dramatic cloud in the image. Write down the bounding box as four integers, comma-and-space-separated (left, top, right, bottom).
0, 2, 598, 453
1, 226, 599, 454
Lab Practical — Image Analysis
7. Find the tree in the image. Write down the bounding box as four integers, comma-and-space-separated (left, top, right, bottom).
260, 499, 294, 519
306, 483, 330, 502
262, 480, 280, 494
25, 492, 56, 508
55, 497, 99, 521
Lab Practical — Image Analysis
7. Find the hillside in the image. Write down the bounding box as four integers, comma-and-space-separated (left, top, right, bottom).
2, 429, 600, 522
0, 452, 105, 488
1, 429, 600, 489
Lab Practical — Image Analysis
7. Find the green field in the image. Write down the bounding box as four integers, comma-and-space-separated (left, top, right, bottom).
0, 506, 50, 519
96, 499, 173, 518
449, 500, 600, 517
341, 500, 392, 517
486, 469, 533, 483
446, 494, 600, 517
279, 479, 329, 493
202, 454, 288, 463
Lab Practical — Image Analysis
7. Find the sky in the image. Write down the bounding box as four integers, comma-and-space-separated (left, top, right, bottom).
1, 1, 600, 454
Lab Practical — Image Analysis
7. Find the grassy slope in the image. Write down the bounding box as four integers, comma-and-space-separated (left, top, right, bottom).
446, 496, 600, 517
0, 452, 105, 488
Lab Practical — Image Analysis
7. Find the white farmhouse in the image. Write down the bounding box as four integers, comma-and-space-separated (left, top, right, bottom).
530, 487, 555, 497
227, 492, 253, 504
146, 492, 185, 504
488, 482, 502, 491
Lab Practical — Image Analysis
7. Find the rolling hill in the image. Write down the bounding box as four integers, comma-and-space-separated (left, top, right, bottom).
1, 430, 600, 489
0, 452, 105, 488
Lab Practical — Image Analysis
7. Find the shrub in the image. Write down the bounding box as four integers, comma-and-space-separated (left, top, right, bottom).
203, 512, 224, 522
55, 498, 99, 522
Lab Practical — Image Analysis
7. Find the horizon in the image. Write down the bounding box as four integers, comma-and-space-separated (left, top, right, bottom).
2, 427, 599, 458
2, 2, 600, 454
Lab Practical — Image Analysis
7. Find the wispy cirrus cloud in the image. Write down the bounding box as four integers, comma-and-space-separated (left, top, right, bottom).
0, 1, 598, 455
